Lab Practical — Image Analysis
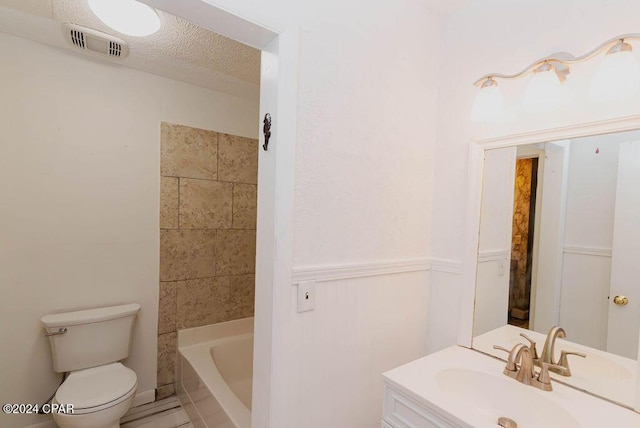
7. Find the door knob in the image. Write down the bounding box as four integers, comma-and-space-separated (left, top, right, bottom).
613, 295, 629, 306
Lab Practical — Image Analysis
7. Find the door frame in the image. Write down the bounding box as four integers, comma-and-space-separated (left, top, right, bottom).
514, 146, 544, 330
139, 2, 298, 426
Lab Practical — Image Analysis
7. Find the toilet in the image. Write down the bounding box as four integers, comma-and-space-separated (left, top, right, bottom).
41, 303, 141, 428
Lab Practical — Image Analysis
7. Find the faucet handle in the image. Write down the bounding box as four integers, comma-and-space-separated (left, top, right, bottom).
537, 362, 569, 391
556, 351, 586, 376
519, 333, 539, 361
493, 345, 517, 371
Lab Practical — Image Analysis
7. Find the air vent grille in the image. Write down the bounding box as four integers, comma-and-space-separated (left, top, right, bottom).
70, 29, 85, 48
62, 23, 129, 59
109, 41, 123, 57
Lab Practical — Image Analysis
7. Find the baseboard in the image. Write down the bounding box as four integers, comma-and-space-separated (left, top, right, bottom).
131, 389, 156, 407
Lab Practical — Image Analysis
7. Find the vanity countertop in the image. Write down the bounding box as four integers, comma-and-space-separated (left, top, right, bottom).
473, 324, 638, 408
382, 345, 640, 428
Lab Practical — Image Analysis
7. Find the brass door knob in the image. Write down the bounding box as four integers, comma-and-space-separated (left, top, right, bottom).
613, 295, 629, 306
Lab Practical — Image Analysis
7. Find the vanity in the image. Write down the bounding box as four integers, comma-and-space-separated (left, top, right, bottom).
383, 109, 640, 425
382, 346, 640, 428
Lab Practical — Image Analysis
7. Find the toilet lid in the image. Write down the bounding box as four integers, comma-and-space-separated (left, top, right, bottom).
56, 362, 137, 410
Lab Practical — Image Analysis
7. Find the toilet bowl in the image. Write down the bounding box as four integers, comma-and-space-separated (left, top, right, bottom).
41, 304, 141, 428
52, 363, 137, 428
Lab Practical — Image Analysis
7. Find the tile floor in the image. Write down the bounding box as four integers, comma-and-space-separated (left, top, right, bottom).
121, 397, 192, 428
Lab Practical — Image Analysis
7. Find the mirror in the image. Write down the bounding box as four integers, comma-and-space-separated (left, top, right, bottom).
471, 129, 640, 409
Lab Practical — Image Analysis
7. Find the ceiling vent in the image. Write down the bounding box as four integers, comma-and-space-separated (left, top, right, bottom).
62, 23, 129, 59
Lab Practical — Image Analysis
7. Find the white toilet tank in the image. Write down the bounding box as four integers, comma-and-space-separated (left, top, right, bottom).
42, 303, 141, 373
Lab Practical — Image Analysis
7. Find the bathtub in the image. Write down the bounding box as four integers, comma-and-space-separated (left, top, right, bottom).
177, 317, 254, 428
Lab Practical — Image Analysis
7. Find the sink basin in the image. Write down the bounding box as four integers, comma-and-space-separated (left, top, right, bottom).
436, 368, 580, 428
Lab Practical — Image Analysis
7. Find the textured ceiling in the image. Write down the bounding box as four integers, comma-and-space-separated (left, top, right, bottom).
0, 0, 260, 99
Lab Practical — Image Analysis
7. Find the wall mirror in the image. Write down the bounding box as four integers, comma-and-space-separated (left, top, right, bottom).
469, 127, 640, 410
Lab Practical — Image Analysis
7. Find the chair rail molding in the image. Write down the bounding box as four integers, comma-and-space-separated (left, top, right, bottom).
563, 245, 612, 257
291, 257, 463, 284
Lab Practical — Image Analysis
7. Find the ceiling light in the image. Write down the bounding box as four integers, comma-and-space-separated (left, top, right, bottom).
88, 0, 161, 37
589, 40, 640, 101
471, 78, 505, 123
523, 63, 564, 113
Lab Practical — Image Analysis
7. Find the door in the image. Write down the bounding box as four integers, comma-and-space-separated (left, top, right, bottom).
607, 141, 640, 359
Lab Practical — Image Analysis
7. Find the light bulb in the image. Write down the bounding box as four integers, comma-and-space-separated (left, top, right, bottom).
589, 42, 640, 101
88, 0, 161, 37
471, 79, 505, 123
523, 64, 563, 113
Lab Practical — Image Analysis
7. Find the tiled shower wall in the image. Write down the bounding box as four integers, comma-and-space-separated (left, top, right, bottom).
510, 158, 533, 312
156, 123, 258, 399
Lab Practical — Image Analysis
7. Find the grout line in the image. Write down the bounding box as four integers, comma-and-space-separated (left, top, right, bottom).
122, 397, 181, 422
177, 177, 181, 230
172, 279, 178, 335
170, 176, 231, 184
160, 227, 256, 231
121, 407, 187, 428
161, 174, 257, 186
216, 132, 220, 181
159, 273, 256, 283
213, 228, 218, 277
231, 182, 236, 229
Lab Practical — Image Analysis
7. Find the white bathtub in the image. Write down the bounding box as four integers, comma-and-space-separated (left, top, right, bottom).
177, 317, 253, 428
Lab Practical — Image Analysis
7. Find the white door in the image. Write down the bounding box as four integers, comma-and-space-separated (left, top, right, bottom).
607, 141, 640, 359
531, 141, 570, 334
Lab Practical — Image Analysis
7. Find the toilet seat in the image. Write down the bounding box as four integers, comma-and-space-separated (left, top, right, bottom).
55, 362, 137, 415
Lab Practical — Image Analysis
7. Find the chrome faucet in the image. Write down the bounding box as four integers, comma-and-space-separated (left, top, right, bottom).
539, 326, 586, 376
494, 343, 568, 391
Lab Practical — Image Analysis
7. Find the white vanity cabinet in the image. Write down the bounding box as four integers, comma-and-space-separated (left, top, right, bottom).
382, 383, 465, 428
382, 345, 640, 428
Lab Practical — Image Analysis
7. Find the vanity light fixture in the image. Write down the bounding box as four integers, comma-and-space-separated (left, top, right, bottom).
88, 0, 161, 37
471, 78, 505, 123
472, 34, 640, 122
522, 62, 565, 113
590, 40, 640, 101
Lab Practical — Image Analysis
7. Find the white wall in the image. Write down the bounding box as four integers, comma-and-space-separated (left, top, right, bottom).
432, 0, 640, 351
150, 1, 442, 427
281, 2, 440, 425
0, 33, 258, 428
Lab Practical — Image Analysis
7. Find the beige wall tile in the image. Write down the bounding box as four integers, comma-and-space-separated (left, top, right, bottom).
160, 230, 216, 281
160, 177, 179, 229
158, 282, 177, 335
161, 122, 218, 180
156, 384, 175, 400
157, 332, 177, 386
216, 230, 256, 275
218, 134, 258, 184
228, 274, 255, 320
232, 183, 257, 229
176, 277, 230, 329
180, 179, 233, 229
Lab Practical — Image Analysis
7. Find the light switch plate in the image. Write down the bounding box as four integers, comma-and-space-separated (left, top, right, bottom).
297, 281, 316, 312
